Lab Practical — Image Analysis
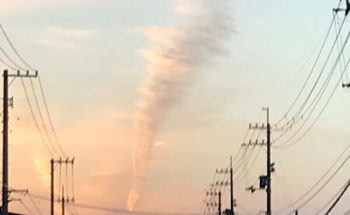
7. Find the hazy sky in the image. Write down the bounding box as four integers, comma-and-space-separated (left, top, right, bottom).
1, 0, 350, 215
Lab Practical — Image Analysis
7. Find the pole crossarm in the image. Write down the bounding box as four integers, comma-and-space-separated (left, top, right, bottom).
6, 70, 38, 78
242, 140, 266, 147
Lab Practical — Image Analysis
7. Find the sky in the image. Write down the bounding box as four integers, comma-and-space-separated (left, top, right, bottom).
0, 0, 350, 215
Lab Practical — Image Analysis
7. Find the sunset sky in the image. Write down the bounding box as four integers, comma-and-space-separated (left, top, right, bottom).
0, 0, 350, 215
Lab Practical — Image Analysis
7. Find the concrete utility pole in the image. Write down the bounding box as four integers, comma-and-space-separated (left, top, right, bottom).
244, 107, 274, 215
51, 157, 75, 215
62, 186, 65, 215
2, 70, 37, 215
263, 107, 272, 215
230, 157, 235, 215
51, 159, 54, 215
2, 70, 8, 215
218, 191, 221, 215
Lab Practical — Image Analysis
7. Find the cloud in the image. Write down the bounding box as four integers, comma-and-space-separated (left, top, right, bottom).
33, 154, 51, 189
0, 0, 94, 14
46, 26, 98, 39
38, 26, 98, 49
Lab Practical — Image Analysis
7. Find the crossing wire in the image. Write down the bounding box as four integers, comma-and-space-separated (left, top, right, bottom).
20, 200, 34, 215
324, 179, 350, 215
21, 77, 54, 156
313, 180, 348, 215
278, 27, 350, 149
0, 24, 67, 157
0, 24, 36, 71
274, 18, 350, 148
27, 193, 44, 215
285, 143, 350, 215
274, 7, 339, 127
290, 142, 350, 207
38, 75, 67, 157
274, 12, 347, 143
29, 78, 58, 155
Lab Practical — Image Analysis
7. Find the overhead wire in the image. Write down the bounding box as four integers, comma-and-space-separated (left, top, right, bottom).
0, 24, 67, 158
29, 78, 58, 155
20, 78, 54, 156
273, 12, 347, 144
285, 143, 350, 214
27, 193, 44, 215
274, 16, 350, 148
313, 179, 348, 215
323, 179, 350, 215
38, 75, 67, 157
277, 29, 350, 149
0, 24, 37, 71
20, 199, 34, 215
274, 8, 339, 127
30, 192, 201, 215
289, 142, 350, 206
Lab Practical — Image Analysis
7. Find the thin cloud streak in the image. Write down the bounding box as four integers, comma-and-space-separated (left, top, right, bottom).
128, 0, 233, 211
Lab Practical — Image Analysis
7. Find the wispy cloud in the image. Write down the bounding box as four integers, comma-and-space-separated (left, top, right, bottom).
0, 0, 93, 14
46, 26, 98, 39
38, 26, 99, 49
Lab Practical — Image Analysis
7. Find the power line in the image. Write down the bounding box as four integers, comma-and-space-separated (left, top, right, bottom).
313, 180, 348, 215
29, 78, 58, 155
20, 77, 55, 156
285, 143, 350, 214
30, 192, 201, 215
290, 142, 350, 206
275, 19, 350, 148
38, 75, 67, 157
27, 193, 44, 215
274, 13, 348, 144
274, 9, 339, 126
323, 179, 350, 215
0, 24, 36, 71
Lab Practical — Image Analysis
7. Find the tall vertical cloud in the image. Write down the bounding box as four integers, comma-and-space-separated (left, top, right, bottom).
128, 0, 233, 211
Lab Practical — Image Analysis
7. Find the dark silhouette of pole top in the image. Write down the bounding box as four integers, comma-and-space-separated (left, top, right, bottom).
333, 0, 350, 16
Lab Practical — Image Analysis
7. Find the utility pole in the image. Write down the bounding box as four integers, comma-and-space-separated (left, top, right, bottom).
2, 70, 8, 215
263, 107, 272, 215
2, 70, 37, 215
51, 159, 54, 215
230, 157, 235, 215
51, 157, 75, 215
62, 186, 65, 215
244, 107, 274, 215
218, 191, 221, 215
